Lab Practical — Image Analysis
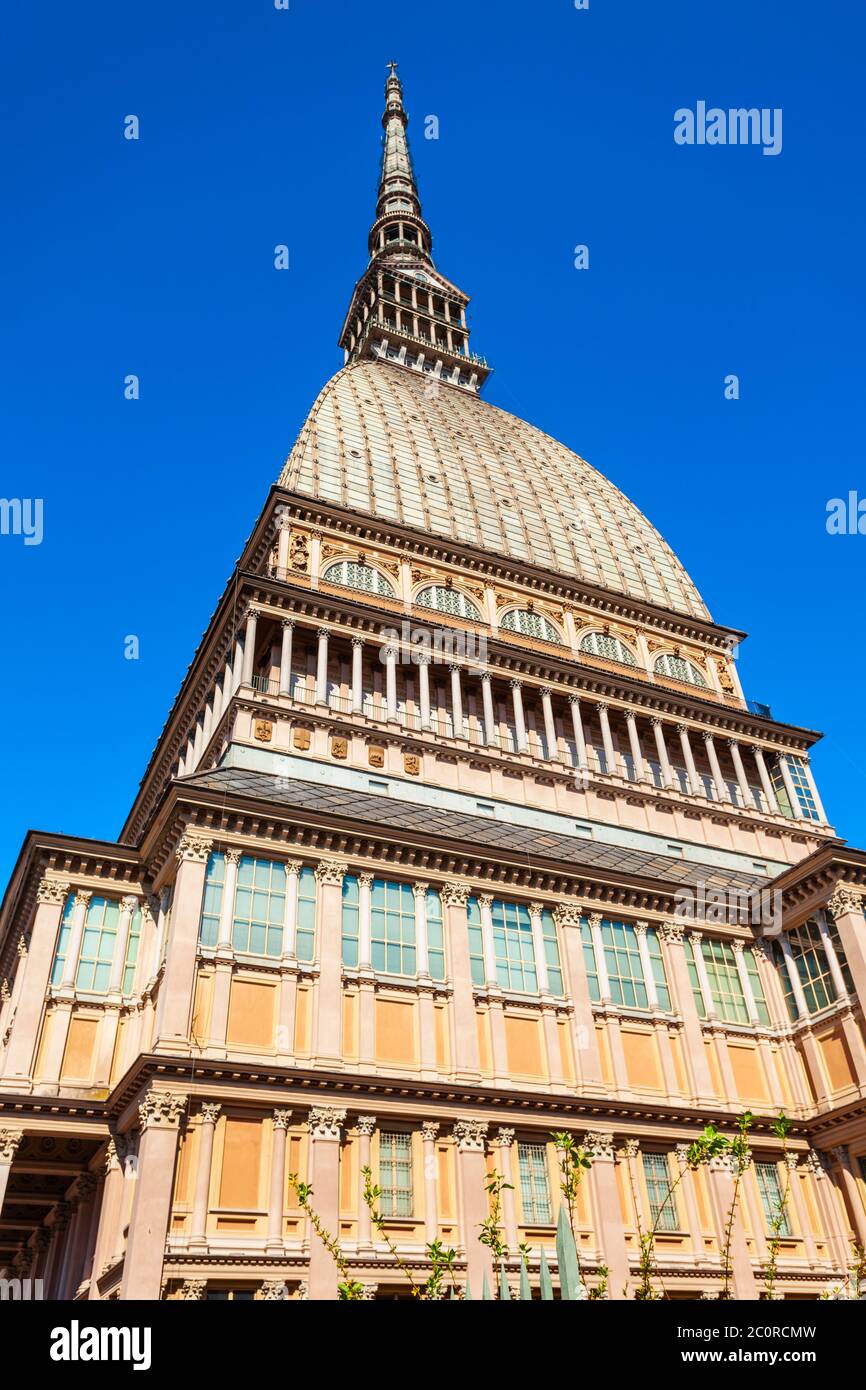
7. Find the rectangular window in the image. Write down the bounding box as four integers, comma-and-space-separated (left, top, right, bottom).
601, 919, 647, 1010
518, 1142, 552, 1224
744, 947, 770, 1025
379, 1131, 413, 1217
76, 897, 120, 993
581, 918, 600, 1002
232, 856, 286, 958
296, 867, 317, 962
824, 918, 854, 994
646, 927, 671, 1011
772, 941, 799, 1022
491, 899, 537, 993
467, 896, 486, 986
700, 937, 750, 1024
371, 880, 416, 977
755, 1161, 792, 1236
122, 904, 142, 994
50, 893, 76, 986
643, 1152, 678, 1232
199, 852, 225, 948
341, 874, 359, 967
786, 758, 820, 822
684, 936, 707, 1018
787, 921, 837, 1014
426, 889, 446, 981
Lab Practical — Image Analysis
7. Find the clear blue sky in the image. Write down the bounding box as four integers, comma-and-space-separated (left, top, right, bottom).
1, 0, 864, 890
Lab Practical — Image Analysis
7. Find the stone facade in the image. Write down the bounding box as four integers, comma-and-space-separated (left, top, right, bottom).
1, 67, 865, 1302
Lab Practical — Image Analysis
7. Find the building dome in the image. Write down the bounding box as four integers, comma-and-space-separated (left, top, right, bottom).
279, 358, 709, 621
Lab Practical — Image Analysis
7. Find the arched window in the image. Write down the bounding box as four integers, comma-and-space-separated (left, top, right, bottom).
415, 583, 482, 622
654, 652, 707, 688
579, 630, 637, 666
500, 608, 563, 645
322, 560, 395, 598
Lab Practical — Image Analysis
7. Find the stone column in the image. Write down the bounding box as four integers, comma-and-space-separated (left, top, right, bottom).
413, 881, 430, 978
661, 923, 714, 1103
777, 755, 804, 819
753, 746, 780, 813
568, 694, 587, 768
585, 1132, 631, 1297
779, 934, 809, 1020
633, 921, 658, 1008
442, 883, 480, 1079
315, 627, 330, 705
786, 1154, 818, 1266
418, 653, 431, 729
279, 859, 302, 960
0, 1129, 24, 1211
59, 889, 92, 990
588, 913, 611, 1002
313, 860, 348, 1063
307, 1107, 346, 1299
510, 680, 529, 753
154, 832, 213, 1049
478, 894, 499, 990
707, 1155, 758, 1298
651, 718, 674, 788
384, 644, 398, 721
356, 1115, 376, 1249
689, 932, 716, 1019
240, 606, 258, 686
279, 618, 294, 696
449, 663, 464, 738
275, 509, 292, 572
704, 734, 729, 802
677, 725, 700, 796
802, 758, 828, 823
493, 1128, 519, 1254
351, 637, 364, 713
625, 712, 645, 781
555, 905, 603, 1089
731, 940, 760, 1025
189, 1102, 221, 1248
728, 739, 752, 809
597, 704, 617, 775
454, 1120, 490, 1291
1, 878, 72, 1090
480, 672, 494, 750
830, 1145, 866, 1245
827, 885, 866, 1008
107, 895, 138, 996
421, 1121, 439, 1245
266, 1109, 291, 1252
88, 1135, 128, 1296
816, 911, 849, 1001
120, 1090, 188, 1300
540, 688, 558, 761
674, 1143, 704, 1252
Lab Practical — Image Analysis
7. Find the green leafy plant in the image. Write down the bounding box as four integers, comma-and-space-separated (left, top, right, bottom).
478, 1169, 512, 1277
762, 1112, 793, 1299
287, 1173, 361, 1299
551, 1131, 593, 1290
718, 1112, 753, 1300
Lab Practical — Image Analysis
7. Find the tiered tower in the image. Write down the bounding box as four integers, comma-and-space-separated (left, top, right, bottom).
1, 67, 866, 1302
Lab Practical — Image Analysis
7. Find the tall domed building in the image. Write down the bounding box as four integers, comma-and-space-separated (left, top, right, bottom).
2, 66, 866, 1302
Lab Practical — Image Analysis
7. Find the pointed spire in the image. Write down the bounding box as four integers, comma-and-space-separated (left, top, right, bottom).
337, 64, 491, 393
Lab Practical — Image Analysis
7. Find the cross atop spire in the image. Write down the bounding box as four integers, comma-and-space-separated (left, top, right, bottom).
337, 65, 491, 394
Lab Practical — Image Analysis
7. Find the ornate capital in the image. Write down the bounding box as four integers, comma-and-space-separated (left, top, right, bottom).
689, 930, 703, 946
420, 1121, 440, 1143
175, 832, 214, 864
17, 934, 28, 957
827, 884, 865, 920
805, 1149, 828, 1178
510, 678, 523, 691
730, 939, 745, 957
200, 1102, 222, 1126
180, 1279, 207, 1300
36, 876, 70, 906
633, 920, 648, 938
441, 882, 469, 907
358, 872, 374, 889
260, 1280, 288, 1301
120, 894, 139, 914
453, 1119, 488, 1153
33, 1227, 52, 1254
0, 1129, 24, 1164
351, 636, 364, 649
661, 920, 684, 945
585, 1131, 615, 1162
412, 881, 429, 899
75, 1172, 98, 1203
272, 1109, 292, 1131
587, 912, 603, 931
317, 626, 330, 642
494, 1127, 515, 1148
830, 1145, 851, 1172
308, 1106, 346, 1141
73, 890, 93, 911
568, 693, 581, 705
355, 1115, 376, 1137
224, 847, 242, 867
477, 893, 494, 910
314, 859, 348, 886
674, 1143, 690, 1168
784, 1152, 800, 1172
553, 903, 582, 929
358, 1283, 378, 1300
105, 1135, 129, 1172
138, 1090, 188, 1132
